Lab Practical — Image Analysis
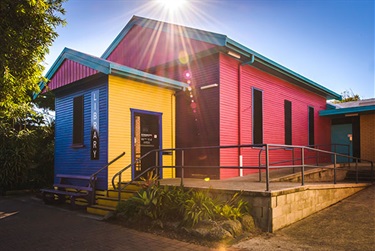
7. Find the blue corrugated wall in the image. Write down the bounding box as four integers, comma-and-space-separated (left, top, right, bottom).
54, 75, 109, 190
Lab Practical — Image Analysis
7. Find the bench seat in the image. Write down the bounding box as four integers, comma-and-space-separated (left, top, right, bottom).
53, 183, 93, 192
41, 174, 97, 207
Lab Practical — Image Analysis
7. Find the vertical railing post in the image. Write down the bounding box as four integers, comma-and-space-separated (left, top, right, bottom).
333, 154, 337, 184
265, 145, 270, 192
355, 158, 358, 184
118, 172, 122, 201
292, 148, 295, 173
155, 151, 159, 177
301, 147, 305, 186
181, 150, 185, 187
258, 149, 263, 182
348, 145, 351, 168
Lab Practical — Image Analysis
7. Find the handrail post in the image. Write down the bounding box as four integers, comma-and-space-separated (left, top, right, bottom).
118, 173, 122, 201
181, 150, 185, 187
355, 158, 358, 184
155, 151, 159, 178
348, 145, 351, 168
258, 149, 262, 182
333, 154, 337, 184
265, 145, 270, 192
301, 147, 305, 186
292, 148, 295, 173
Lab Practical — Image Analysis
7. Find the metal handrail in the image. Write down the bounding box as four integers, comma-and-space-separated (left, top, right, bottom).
111, 149, 159, 190
257, 144, 351, 181
111, 144, 373, 200
89, 151, 125, 204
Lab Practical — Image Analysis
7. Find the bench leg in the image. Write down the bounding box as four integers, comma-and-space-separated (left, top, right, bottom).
69, 196, 76, 208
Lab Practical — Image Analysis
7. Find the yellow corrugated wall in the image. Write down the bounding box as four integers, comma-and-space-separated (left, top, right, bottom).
108, 75, 176, 188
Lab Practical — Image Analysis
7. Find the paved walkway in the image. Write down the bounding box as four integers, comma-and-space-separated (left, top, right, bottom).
1, 182, 374, 251
0, 195, 228, 251
233, 184, 375, 251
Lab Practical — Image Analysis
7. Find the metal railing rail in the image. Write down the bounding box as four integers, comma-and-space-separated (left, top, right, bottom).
257, 144, 352, 181
89, 151, 125, 204
111, 144, 373, 200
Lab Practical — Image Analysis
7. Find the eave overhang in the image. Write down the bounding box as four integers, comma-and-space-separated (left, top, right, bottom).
34, 48, 188, 98
319, 105, 375, 117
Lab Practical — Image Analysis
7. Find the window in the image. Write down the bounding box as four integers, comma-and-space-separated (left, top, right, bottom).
308, 106, 314, 146
253, 88, 263, 144
73, 96, 84, 146
284, 100, 292, 145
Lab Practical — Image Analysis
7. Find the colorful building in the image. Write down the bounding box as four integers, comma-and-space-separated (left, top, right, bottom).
41, 16, 348, 190
320, 98, 375, 163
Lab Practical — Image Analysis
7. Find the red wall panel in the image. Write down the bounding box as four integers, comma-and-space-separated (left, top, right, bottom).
107, 25, 216, 71
219, 53, 331, 178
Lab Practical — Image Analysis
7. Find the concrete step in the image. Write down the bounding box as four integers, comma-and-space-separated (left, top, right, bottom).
87, 205, 116, 217
96, 196, 119, 208
107, 189, 138, 199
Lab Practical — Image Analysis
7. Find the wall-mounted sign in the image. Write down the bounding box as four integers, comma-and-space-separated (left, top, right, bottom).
91, 90, 99, 160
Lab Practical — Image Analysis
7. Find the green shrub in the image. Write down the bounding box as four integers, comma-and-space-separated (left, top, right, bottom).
116, 185, 250, 228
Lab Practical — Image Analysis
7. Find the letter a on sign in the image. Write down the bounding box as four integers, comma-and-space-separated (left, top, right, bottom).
91, 90, 99, 160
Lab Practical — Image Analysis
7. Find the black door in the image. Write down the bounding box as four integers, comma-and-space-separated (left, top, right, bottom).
133, 112, 160, 179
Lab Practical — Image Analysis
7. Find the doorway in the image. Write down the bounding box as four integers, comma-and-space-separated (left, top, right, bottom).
132, 110, 162, 179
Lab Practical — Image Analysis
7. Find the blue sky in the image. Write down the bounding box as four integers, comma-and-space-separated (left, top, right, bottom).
45, 0, 374, 99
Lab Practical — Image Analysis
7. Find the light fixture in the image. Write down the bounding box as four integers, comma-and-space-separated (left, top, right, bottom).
227, 51, 241, 59
200, 83, 218, 90
345, 113, 358, 117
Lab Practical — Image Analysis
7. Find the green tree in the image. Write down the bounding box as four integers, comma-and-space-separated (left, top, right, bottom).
0, 0, 66, 193
334, 89, 361, 103
0, 0, 66, 123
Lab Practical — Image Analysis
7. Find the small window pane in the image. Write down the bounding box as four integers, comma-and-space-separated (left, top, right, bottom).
284, 100, 292, 145
73, 96, 84, 145
308, 106, 314, 146
253, 89, 263, 144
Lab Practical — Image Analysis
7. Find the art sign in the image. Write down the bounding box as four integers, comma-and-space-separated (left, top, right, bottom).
91, 90, 99, 160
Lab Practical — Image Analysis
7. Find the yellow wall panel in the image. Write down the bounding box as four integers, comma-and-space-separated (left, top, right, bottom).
108, 75, 176, 188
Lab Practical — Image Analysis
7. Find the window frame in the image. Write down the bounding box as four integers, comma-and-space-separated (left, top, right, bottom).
72, 95, 84, 147
284, 100, 292, 145
308, 106, 315, 146
252, 88, 263, 145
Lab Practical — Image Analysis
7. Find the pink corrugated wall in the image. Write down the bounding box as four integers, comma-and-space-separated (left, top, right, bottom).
47, 59, 98, 90
106, 25, 216, 70
219, 53, 331, 179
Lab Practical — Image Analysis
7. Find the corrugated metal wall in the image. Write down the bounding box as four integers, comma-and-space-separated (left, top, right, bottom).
176, 54, 220, 179
106, 25, 216, 71
219, 53, 331, 178
48, 59, 98, 90
54, 75, 109, 190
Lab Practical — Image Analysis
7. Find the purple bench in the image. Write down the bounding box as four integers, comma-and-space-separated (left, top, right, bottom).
41, 174, 96, 207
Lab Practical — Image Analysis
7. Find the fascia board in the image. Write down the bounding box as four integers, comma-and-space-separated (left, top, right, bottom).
319, 105, 375, 116
110, 63, 188, 91
101, 15, 226, 59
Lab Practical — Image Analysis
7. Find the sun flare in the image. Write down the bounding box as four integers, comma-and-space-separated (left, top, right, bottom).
157, 0, 187, 11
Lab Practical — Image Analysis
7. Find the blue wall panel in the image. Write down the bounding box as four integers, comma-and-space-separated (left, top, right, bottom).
54, 75, 109, 190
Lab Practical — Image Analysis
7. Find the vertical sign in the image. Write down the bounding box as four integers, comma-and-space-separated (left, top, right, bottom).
91, 90, 99, 160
